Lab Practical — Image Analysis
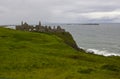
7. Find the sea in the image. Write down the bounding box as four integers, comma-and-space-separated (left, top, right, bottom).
59, 23, 120, 56
6, 23, 120, 56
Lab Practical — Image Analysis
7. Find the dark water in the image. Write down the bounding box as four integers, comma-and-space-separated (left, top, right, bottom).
61, 23, 120, 56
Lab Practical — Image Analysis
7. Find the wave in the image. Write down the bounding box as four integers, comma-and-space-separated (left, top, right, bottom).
85, 48, 120, 56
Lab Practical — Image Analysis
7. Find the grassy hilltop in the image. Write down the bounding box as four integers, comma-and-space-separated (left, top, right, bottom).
0, 27, 120, 79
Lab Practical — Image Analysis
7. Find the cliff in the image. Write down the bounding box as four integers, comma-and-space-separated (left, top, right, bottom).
16, 22, 82, 51
52, 32, 82, 51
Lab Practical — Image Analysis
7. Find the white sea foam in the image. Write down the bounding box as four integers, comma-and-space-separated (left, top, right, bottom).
86, 48, 120, 56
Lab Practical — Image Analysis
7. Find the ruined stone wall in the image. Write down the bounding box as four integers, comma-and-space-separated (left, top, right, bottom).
16, 22, 65, 33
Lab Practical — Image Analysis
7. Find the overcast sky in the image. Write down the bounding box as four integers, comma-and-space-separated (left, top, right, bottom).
0, 0, 120, 24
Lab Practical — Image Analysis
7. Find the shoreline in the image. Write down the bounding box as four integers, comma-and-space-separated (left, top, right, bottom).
79, 47, 120, 57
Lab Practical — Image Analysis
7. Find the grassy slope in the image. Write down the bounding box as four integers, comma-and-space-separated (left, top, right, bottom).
0, 27, 120, 79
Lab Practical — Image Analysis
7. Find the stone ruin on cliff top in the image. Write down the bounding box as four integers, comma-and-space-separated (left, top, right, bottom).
16, 21, 65, 32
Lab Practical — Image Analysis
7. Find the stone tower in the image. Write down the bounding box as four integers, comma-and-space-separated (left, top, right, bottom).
39, 21, 41, 26
21, 21, 23, 25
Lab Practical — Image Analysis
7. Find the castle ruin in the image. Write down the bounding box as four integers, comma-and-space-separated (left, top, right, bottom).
16, 21, 65, 32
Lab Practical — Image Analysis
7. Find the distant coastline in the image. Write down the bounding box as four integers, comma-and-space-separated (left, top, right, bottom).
81, 23, 99, 25
66, 23, 99, 25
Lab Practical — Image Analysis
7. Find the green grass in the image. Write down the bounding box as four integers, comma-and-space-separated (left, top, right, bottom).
0, 27, 120, 79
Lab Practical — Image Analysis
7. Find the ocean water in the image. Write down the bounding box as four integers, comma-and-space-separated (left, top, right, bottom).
60, 23, 120, 56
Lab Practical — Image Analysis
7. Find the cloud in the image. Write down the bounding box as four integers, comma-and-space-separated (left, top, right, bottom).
81, 10, 120, 19
0, 0, 120, 24
0, 6, 8, 13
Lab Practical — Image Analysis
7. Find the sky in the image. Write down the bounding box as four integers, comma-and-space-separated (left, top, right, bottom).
0, 0, 120, 24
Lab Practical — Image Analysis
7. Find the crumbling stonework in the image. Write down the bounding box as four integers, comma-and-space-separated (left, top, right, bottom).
16, 21, 65, 32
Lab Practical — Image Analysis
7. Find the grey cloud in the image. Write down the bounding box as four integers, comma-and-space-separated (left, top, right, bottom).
0, 0, 120, 24
0, 10, 4, 14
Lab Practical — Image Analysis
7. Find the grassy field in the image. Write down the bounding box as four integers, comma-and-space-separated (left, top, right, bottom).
0, 27, 120, 79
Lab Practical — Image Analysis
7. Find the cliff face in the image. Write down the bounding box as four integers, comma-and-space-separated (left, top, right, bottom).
52, 32, 84, 51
